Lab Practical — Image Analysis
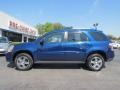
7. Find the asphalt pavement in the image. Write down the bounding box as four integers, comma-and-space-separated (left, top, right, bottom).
0, 50, 120, 90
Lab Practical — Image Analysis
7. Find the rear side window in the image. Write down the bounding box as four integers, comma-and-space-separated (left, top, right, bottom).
68, 32, 88, 42
89, 31, 108, 41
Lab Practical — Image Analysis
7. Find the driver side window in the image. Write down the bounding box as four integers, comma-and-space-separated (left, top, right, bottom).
44, 32, 64, 43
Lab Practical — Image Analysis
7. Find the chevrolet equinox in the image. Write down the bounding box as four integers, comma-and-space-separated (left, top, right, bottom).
5, 29, 114, 71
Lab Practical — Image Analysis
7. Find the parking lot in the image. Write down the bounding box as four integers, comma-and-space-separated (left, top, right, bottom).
0, 50, 120, 90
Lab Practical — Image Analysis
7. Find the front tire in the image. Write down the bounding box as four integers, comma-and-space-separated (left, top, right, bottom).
14, 53, 33, 71
86, 54, 105, 71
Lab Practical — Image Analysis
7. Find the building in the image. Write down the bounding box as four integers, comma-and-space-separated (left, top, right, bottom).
0, 11, 38, 42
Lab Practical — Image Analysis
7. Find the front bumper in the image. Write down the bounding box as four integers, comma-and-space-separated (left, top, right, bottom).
5, 52, 13, 63
0, 49, 6, 54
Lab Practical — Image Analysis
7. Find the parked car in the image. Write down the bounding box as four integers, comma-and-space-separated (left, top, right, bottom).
5, 29, 114, 71
0, 37, 10, 54
111, 42, 120, 49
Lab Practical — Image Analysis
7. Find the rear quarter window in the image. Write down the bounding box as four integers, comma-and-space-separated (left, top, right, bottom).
89, 31, 108, 41
68, 32, 89, 42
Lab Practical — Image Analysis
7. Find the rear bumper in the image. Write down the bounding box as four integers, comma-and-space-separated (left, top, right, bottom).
106, 50, 115, 61
107, 57, 114, 61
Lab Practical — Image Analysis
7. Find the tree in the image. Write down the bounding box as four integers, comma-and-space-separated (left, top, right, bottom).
42, 22, 54, 33
108, 35, 115, 40
118, 37, 120, 40
107, 35, 119, 40
53, 23, 64, 30
35, 22, 72, 36
35, 24, 44, 36
43, 22, 65, 32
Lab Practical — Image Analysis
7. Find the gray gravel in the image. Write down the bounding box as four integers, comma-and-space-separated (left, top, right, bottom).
0, 50, 120, 90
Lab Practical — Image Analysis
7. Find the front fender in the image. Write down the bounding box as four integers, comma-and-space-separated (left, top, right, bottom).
12, 42, 39, 62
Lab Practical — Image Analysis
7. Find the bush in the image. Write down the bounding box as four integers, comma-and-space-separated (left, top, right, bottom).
10, 42, 22, 45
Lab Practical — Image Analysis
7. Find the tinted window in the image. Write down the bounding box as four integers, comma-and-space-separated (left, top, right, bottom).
89, 31, 108, 41
44, 33, 64, 43
68, 32, 88, 42
80, 33, 89, 41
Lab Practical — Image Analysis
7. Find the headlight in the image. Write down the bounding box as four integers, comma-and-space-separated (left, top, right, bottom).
7, 45, 14, 52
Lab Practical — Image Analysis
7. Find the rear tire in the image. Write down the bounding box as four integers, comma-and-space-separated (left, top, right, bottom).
14, 53, 33, 71
86, 54, 105, 71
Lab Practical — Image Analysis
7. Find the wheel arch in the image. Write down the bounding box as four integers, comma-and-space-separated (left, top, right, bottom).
13, 50, 34, 61
87, 50, 107, 61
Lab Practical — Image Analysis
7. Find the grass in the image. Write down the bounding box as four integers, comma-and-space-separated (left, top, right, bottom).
10, 42, 23, 45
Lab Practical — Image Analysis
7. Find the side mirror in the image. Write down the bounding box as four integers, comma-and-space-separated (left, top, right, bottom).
40, 39, 44, 46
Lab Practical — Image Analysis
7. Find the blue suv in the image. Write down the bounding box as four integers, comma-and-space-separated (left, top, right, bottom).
5, 29, 114, 71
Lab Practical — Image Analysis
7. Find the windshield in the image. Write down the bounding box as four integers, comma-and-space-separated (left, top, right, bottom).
0, 37, 8, 43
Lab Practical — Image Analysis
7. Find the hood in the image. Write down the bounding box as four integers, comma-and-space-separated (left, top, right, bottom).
14, 41, 37, 51
0, 43, 9, 49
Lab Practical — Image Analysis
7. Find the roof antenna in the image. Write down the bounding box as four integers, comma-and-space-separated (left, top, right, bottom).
93, 23, 99, 30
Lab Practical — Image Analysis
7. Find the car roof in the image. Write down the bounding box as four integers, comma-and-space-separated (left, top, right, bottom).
41, 29, 103, 38
49, 29, 102, 33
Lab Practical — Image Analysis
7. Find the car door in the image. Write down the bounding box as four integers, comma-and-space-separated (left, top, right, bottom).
37, 32, 66, 61
62, 32, 92, 61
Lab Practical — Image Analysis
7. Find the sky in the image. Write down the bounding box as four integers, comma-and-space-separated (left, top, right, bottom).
0, 0, 120, 37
